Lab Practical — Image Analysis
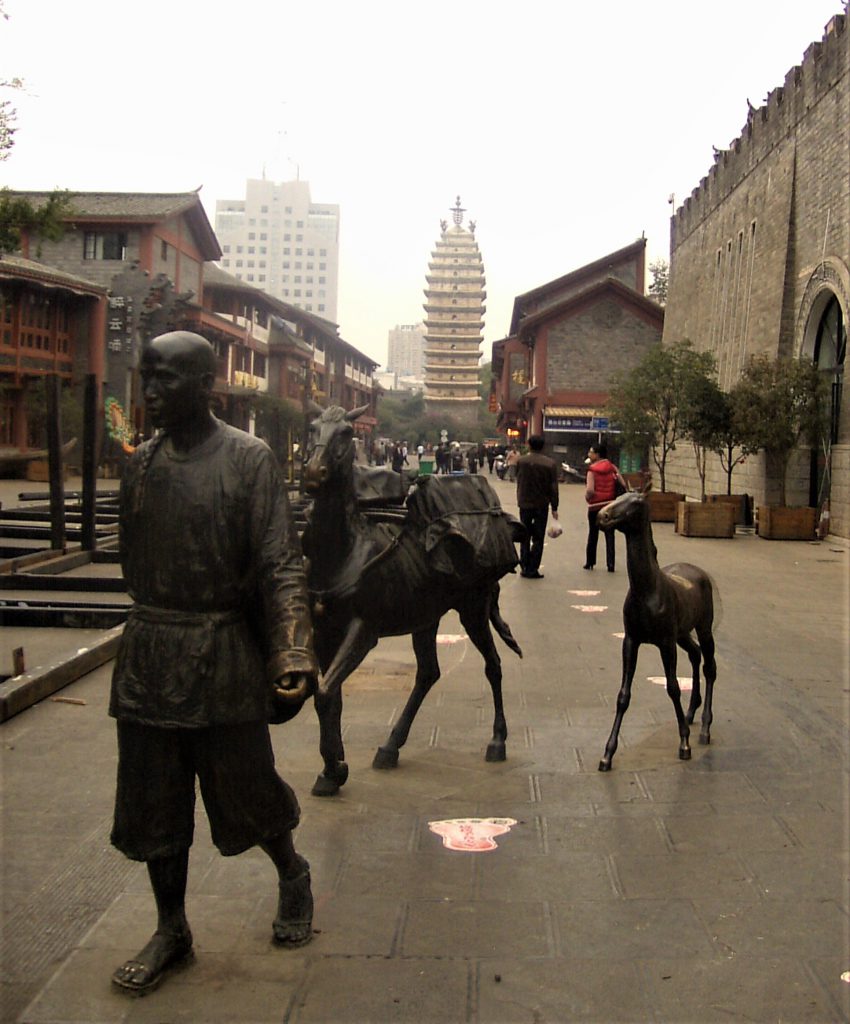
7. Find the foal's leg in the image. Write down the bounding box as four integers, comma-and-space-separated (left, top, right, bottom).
660, 641, 691, 760
599, 635, 639, 771
679, 633, 702, 724
696, 627, 717, 745
459, 598, 507, 762
373, 624, 440, 769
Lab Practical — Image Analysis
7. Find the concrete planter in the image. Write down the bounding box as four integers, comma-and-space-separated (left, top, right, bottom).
708, 493, 752, 526
646, 491, 684, 522
757, 505, 817, 540
676, 500, 736, 538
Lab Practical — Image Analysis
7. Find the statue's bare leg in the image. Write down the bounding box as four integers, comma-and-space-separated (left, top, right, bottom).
262, 832, 313, 947
112, 851, 193, 995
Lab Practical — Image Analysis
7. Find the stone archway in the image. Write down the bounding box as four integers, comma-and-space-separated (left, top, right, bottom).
796, 262, 848, 511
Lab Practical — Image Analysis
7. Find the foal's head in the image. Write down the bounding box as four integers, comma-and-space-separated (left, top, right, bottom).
597, 491, 650, 534
302, 404, 369, 495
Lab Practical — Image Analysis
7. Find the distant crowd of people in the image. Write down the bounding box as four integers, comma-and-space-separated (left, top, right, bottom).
367, 434, 630, 577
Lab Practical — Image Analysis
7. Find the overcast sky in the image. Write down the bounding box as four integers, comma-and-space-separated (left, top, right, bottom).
3, 0, 844, 367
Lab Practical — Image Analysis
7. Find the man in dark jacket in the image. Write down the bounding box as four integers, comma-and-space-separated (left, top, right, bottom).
110, 332, 318, 995
515, 435, 560, 579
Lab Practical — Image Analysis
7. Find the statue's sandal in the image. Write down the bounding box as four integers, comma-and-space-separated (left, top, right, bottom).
111, 930, 194, 996
273, 855, 313, 947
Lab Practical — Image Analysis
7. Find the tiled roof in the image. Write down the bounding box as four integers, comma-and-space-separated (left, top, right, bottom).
6, 190, 221, 261
8, 190, 200, 219
0, 255, 106, 295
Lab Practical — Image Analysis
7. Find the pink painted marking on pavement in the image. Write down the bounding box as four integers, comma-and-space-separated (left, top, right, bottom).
428, 817, 517, 852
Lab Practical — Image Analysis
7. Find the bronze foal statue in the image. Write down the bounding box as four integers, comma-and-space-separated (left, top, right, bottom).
596, 490, 717, 771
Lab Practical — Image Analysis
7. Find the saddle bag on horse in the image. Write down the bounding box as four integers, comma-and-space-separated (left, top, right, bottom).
405, 475, 519, 583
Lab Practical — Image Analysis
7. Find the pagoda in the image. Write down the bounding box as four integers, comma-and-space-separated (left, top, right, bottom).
422, 197, 486, 428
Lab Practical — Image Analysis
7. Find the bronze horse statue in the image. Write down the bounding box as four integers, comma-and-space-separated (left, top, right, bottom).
301, 404, 522, 796
596, 489, 717, 770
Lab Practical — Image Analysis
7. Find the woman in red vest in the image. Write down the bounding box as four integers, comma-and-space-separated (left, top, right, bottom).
584, 443, 627, 571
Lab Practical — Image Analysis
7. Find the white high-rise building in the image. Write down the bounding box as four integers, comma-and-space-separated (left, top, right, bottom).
215, 178, 340, 321
387, 323, 426, 377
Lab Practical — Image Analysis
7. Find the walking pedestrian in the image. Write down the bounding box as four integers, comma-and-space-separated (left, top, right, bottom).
583, 443, 627, 572
515, 435, 559, 579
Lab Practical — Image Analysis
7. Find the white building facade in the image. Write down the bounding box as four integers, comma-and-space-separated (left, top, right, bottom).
387, 322, 426, 377
215, 178, 340, 322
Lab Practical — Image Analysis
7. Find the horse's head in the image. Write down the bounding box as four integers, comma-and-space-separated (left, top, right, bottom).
302, 403, 369, 495
597, 490, 650, 533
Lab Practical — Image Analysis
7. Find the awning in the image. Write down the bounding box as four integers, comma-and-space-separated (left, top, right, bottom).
543, 406, 613, 432
544, 406, 598, 417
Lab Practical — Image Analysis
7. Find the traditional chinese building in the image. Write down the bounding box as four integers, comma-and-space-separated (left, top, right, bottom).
491, 239, 663, 467
423, 198, 486, 428
0, 256, 107, 451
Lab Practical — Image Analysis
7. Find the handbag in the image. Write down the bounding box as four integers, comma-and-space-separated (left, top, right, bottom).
614, 476, 627, 497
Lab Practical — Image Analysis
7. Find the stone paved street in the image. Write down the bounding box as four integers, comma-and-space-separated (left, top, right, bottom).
1, 473, 848, 1023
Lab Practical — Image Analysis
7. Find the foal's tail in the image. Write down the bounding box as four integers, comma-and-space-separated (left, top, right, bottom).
490, 582, 523, 658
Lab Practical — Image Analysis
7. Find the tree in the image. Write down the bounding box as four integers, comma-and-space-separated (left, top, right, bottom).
711, 383, 760, 495
732, 355, 827, 507
605, 340, 716, 492
0, 3, 20, 162
680, 372, 725, 501
648, 258, 669, 306
0, 188, 74, 256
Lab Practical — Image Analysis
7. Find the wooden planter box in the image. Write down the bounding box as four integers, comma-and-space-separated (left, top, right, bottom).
676, 501, 736, 538
646, 491, 684, 522
708, 493, 752, 526
757, 505, 817, 540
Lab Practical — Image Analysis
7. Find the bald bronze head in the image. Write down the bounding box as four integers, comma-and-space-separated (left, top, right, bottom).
141, 331, 217, 440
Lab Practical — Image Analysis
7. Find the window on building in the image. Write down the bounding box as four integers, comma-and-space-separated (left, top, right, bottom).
237, 245, 244, 253
284, 234, 291, 241
248, 233, 256, 240
296, 235, 303, 242
161, 240, 168, 260
260, 205, 268, 213
320, 249, 327, 257
223, 244, 231, 253
83, 231, 128, 260
295, 249, 302, 256
319, 263, 326, 270
248, 246, 255, 254
307, 248, 314, 256
247, 274, 254, 281
260, 233, 267, 240
296, 221, 303, 228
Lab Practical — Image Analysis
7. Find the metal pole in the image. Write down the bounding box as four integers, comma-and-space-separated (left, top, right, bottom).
45, 374, 66, 552
81, 373, 97, 550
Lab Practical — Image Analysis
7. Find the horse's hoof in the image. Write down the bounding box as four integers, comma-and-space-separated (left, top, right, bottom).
311, 762, 349, 797
679, 748, 692, 760
598, 760, 612, 772
485, 742, 506, 762
372, 746, 399, 769
699, 734, 711, 745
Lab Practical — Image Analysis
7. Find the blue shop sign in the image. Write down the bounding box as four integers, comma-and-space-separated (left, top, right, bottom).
544, 415, 593, 431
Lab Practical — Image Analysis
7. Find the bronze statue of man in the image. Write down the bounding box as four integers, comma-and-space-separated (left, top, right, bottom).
109, 331, 318, 995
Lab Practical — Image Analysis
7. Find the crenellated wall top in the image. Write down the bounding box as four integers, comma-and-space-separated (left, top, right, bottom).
673, 9, 847, 241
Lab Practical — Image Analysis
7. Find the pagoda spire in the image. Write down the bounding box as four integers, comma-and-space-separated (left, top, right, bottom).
452, 196, 466, 228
